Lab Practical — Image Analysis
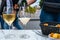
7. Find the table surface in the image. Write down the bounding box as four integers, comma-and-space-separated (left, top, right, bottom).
0, 30, 55, 40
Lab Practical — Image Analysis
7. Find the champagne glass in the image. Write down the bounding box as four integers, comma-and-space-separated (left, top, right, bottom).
2, 8, 16, 29
1, 0, 16, 39
18, 3, 31, 26
2, 7, 16, 39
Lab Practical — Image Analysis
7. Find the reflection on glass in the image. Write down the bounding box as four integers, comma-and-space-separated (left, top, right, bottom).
19, 17, 30, 25
20, 34, 30, 39
4, 34, 16, 39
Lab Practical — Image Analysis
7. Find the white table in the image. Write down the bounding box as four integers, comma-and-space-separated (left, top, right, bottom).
0, 30, 53, 40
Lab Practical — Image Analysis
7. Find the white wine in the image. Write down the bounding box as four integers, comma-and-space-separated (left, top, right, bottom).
3, 14, 16, 26
19, 17, 30, 25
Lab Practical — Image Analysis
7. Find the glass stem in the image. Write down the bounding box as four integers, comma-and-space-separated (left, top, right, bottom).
11, 24, 14, 29
9, 24, 12, 34
23, 7, 25, 17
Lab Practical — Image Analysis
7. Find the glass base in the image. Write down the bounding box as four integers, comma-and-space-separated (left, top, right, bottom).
4, 34, 16, 39
19, 34, 30, 39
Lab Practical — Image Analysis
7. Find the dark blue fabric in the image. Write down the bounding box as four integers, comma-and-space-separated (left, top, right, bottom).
40, 9, 60, 23
0, 16, 4, 29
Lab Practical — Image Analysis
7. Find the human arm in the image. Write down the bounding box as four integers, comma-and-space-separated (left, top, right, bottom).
26, 0, 36, 5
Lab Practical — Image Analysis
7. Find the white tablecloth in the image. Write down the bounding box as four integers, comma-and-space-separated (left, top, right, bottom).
0, 30, 51, 40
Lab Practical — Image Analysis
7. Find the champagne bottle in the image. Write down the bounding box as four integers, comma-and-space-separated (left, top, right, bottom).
19, 0, 27, 9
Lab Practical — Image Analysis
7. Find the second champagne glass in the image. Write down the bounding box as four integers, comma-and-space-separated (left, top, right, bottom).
18, 3, 31, 26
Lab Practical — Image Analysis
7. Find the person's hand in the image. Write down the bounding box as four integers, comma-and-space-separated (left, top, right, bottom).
26, 0, 36, 5
14, 4, 19, 9
12, 10, 16, 14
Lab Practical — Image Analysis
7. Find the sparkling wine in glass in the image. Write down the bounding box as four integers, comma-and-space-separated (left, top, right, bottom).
3, 14, 16, 26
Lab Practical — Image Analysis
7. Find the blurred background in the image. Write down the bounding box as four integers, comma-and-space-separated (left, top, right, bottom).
0, 0, 41, 29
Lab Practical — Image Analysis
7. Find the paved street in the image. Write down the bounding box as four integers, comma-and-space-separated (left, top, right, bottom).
22, 21, 40, 30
